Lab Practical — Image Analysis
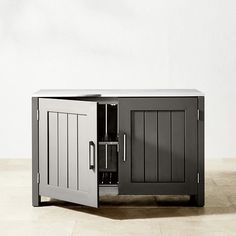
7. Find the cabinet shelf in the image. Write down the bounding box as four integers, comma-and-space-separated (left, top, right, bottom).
98, 141, 118, 145
99, 184, 118, 187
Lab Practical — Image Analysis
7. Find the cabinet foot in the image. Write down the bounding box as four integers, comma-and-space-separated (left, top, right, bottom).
190, 194, 204, 207
32, 195, 41, 207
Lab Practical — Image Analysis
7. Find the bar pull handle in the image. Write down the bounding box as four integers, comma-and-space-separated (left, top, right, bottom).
123, 133, 126, 162
89, 141, 95, 170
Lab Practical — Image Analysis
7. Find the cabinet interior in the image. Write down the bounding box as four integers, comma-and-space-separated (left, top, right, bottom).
98, 103, 119, 194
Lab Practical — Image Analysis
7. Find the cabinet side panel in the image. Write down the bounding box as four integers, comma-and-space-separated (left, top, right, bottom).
198, 96, 205, 206
48, 112, 58, 186
158, 112, 171, 182
131, 111, 144, 182
171, 111, 185, 182
144, 111, 158, 182
58, 113, 68, 188
32, 97, 40, 206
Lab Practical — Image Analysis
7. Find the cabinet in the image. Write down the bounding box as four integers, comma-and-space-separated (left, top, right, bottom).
32, 89, 204, 208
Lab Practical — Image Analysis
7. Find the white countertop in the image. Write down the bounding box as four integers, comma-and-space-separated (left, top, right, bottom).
33, 89, 204, 97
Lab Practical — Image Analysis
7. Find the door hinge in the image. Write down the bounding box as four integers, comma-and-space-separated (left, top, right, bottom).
197, 172, 200, 183
197, 109, 200, 121
37, 173, 40, 184
36, 110, 39, 121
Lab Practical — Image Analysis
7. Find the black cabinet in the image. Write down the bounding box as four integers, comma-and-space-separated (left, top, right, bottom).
32, 90, 204, 208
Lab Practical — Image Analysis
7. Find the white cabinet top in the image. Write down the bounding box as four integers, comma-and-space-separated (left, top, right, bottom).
33, 89, 204, 97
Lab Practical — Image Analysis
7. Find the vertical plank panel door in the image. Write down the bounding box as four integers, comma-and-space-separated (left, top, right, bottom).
39, 99, 98, 208
119, 98, 198, 195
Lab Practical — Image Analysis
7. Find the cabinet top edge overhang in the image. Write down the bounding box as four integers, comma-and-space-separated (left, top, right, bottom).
32, 89, 204, 98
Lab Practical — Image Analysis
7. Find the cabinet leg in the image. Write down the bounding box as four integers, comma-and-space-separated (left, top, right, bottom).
190, 194, 204, 207
32, 194, 41, 207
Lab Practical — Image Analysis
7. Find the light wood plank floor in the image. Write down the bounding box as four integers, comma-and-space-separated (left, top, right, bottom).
0, 159, 235, 236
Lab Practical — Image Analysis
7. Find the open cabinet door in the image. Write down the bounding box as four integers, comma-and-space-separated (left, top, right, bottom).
39, 98, 98, 208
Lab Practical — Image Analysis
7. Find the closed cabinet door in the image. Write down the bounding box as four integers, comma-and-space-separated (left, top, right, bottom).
119, 98, 198, 195
39, 98, 98, 207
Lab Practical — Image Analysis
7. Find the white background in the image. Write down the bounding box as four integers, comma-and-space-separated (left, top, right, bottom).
0, 0, 235, 159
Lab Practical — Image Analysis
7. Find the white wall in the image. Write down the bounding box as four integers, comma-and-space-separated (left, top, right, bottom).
0, 0, 236, 159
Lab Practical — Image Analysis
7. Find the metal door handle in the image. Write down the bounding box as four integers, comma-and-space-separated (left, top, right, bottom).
89, 141, 95, 170
123, 133, 126, 162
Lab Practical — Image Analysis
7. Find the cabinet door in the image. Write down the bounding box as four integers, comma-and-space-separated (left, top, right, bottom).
39, 98, 98, 207
119, 98, 198, 195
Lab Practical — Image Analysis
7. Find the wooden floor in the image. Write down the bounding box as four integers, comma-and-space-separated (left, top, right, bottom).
0, 159, 236, 236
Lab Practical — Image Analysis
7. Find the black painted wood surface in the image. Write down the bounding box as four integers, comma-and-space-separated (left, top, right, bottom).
118, 98, 198, 195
